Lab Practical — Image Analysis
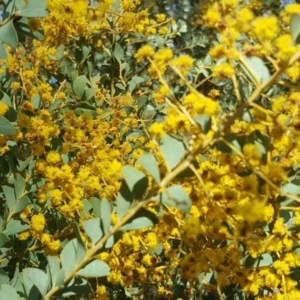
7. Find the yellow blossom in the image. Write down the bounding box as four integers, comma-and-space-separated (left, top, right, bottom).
0, 102, 9, 116
31, 213, 46, 232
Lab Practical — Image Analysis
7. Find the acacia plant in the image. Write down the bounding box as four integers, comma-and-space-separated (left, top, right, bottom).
2, 0, 300, 299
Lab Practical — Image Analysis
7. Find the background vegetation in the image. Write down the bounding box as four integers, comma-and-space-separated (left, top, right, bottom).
1, 0, 300, 299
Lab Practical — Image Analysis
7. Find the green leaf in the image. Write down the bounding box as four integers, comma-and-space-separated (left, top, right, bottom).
113, 43, 124, 61
82, 218, 103, 245
22, 268, 49, 297
0, 284, 24, 300
155, 185, 192, 212
122, 165, 148, 199
0, 233, 9, 247
1, 93, 11, 107
245, 253, 273, 268
91, 197, 101, 218
60, 239, 77, 275
121, 207, 158, 231
82, 45, 91, 61
73, 75, 88, 98
140, 104, 156, 121
282, 182, 300, 195
116, 180, 133, 219
55, 269, 65, 289
0, 42, 7, 59
194, 115, 211, 134
2, 184, 16, 211
19, 0, 48, 17
76, 260, 110, 277
4, 220, 30, 235
291, 14, 300, 44
0, 268, 9, 285
128, 76, 144, 92
84, 88, 96, 101
241, 56, 270, 85
73, 223, 86, 263
12, 196, 30, 215
137, 154, 160, 183
14, 173, 25, 200
101, 198, 111, 234
47, 256, 61, 287
160, 134, 185, 170
0, 116, 16, 135
56, 44, 65, 60
0, 20, 18, 48
61, 277, 90, 297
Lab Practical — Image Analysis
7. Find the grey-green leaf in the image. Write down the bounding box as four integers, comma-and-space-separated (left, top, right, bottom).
23, 268, 49, 296
0, 20, 18, 48
0, 284, 24, 300
101, 198, 111, 234
155, 185, 192, 212
0, 42, 7, 59
291, 14, 300, 44
47, 256, 61, 287
2, 184, 16, 211
82, 218, 103, 245
160, 134, 185, 170
60, 239, 77, 275
122, 165, 148, 199
128, 76, 144, 92
3, 220, 30, 235
14, 173, 25, 200
0, 268, 9, 285
194, 115, 211, 134
0, 233, 9, 248
241, 56, 270, 85
76, 260, 110, 277
116, 180, 133, 219
19, 0, 49, 17
121, 207, 158, 231
137, 154, 160, 183
12, 196, 30, 215
113, 43, 124, 61
73, 75, 88, 98
0, 116, 16, 135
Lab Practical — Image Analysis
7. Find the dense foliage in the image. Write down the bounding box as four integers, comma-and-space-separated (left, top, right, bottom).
2, 0, 300, 299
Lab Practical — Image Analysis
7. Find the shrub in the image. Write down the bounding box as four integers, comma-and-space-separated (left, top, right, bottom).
1, 0, 300, 299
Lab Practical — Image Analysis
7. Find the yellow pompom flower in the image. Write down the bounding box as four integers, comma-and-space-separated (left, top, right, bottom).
212, 63, 234, 79
134, 45, 154, 62
31, 213, 46, 232
0, 102, 9, 116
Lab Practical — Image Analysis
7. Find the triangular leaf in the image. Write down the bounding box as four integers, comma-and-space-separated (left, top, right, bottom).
0, 116, 16, 135
76, 260, 110, 277
113, 43, 124, 61
23, 268, 49, 296
122, 165, 148, 199
194, 115, 211, 134
0, 284, 24, 300
121, 207, 158, 231
155, 185, 192, 212
291, 13, 300, 44
19, 0, 48, 17
82, 218, 103, 245
0, 20, 18, 48
116, 180, 133, 219
73, 75, 88, 98
0, 42, 7, 59
60, 239, 77, 275
160, 134, 185, 170
137, 154, 160, 183
101, 198, 111, 234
